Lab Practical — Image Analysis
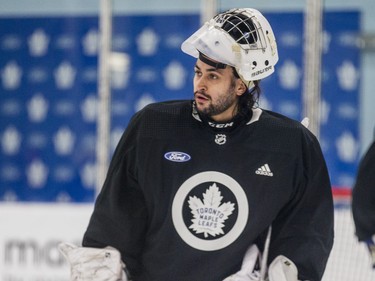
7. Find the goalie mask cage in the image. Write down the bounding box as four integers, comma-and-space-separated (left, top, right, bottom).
322, 189, 375, 281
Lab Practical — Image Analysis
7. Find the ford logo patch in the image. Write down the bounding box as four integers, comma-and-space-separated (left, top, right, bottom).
164, 151, 191, 162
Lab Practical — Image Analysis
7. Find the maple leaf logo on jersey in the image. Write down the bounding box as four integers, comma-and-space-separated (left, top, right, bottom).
188, 183, 235, 238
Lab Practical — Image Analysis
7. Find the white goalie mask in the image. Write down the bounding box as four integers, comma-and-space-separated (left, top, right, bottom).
181, 8, 278, 82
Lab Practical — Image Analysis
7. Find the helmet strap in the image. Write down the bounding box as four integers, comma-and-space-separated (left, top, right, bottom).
198, 52, 227, 69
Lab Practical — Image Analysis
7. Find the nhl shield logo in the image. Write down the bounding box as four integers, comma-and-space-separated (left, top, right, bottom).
215, 134, 226, 145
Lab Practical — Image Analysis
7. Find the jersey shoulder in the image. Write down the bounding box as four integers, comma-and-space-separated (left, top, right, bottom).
259, 109, 304, 129
254, 109, 318, 151
258, 109, 310, 136
133, 100, 194, 138
142, 100, 192, 115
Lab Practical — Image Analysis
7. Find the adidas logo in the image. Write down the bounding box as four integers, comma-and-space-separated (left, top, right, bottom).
255, 164, 273, 177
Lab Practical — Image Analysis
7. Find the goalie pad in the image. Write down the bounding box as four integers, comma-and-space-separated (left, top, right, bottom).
58, 242, 129, 281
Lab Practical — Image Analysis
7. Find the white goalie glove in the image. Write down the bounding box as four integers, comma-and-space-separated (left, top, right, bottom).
222, 244, 301, 281
267, 255, 299, 281
58, 242, 129, 281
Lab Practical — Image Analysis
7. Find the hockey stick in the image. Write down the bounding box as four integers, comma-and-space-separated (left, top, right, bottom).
259, 226, 272, 281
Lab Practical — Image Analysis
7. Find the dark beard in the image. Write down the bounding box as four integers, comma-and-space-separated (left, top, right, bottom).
194, 82, 238, 120
197, 99, 236, 119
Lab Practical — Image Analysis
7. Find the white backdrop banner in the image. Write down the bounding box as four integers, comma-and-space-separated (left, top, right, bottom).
0, 203, 93, 281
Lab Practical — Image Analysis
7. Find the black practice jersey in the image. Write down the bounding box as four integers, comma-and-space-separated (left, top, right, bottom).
83, 100, 334, 281
352, 140, 375, 241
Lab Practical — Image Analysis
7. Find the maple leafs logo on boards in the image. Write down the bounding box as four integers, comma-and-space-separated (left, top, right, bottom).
188, 183, 235, 238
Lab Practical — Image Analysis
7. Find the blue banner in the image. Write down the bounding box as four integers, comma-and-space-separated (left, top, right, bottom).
0, 11, 360, 202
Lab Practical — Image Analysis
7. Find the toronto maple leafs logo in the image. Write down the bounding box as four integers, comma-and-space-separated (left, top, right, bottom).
188, 183, 235, 238
172, 171, 249, 251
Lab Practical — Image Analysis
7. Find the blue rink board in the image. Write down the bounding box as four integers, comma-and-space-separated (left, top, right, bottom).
0, 11, 360, 202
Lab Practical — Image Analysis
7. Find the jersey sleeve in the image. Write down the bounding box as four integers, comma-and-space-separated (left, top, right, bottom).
352, 140, 375, 241
82, 110, 147, 277
267, 127, 334, 281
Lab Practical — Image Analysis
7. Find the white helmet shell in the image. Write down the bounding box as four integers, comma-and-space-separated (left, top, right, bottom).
181, 8, 278, 81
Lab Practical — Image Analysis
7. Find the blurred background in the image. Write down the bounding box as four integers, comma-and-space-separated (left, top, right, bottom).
0, 0, 374, 280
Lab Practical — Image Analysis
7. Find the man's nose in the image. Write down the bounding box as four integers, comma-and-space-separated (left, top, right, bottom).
195, 76, 207, 92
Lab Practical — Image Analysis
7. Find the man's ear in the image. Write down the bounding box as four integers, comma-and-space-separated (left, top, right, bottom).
236, 80, 247, 96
